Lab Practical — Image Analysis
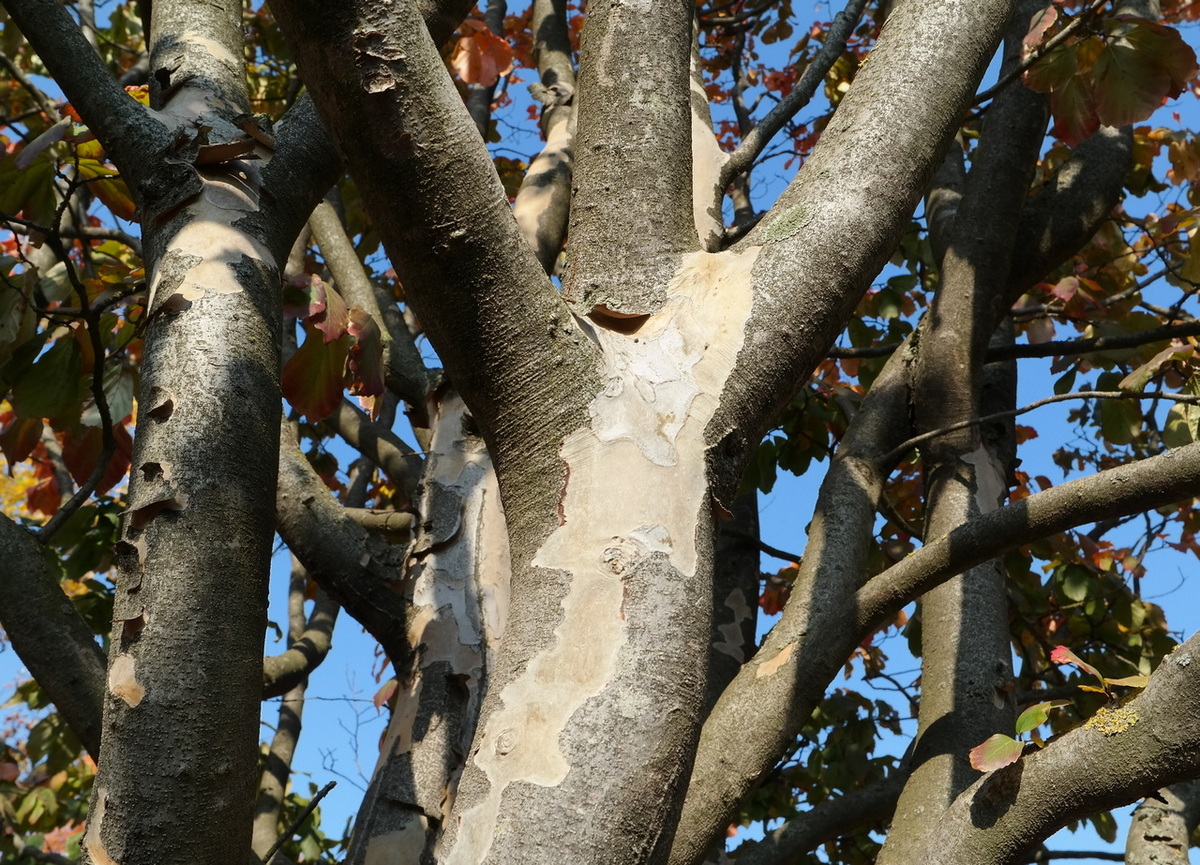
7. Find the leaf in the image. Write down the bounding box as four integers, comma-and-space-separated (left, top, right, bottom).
449, 20, 514, 87
281, 322, 351, 420
1092, 19, 1196, 129
1118, 341, 1192, 391
75, 159, 137, 221
373, 678, 398, 711
309, 280, 349, 343
1164, 376, 1200, 447
0, 415, 44, 467
1098, 396, 1141, 445
346, 308, 384, 397
11, 337, 84, 422
1106, 674, 1149, 689
969, 733, 1025, 772
1059, 564, 1092, 602
1050, 645, 1107, 689
57, 423, 133, 497
1014, 700, 1070, 735
14, 117, 70, 170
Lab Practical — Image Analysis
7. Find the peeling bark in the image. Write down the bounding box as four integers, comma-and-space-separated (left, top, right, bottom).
347, 392, 509, 865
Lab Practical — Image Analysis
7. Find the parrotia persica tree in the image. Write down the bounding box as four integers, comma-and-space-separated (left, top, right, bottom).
3, 0, 1200, 862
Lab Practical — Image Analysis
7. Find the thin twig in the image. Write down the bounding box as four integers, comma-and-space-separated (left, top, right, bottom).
829, 318, 1200, 362
261, 780, 336, 864
0, 52, 59, 120
883, 390, 1200, 466
30, 224, 117, 543
719, 525, 803, 563
719, 0, 870, 188
973, 0, 1109, 106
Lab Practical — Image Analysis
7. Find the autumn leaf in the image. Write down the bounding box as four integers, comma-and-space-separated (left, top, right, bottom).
281, 321, 352, 420
969, 734, 1025, 772
450, 20, 514, 87
346, 308, 385, 397
1014, 700, 1070, 735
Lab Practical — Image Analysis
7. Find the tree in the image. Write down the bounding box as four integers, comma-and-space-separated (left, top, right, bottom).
1, 0, 1200, 863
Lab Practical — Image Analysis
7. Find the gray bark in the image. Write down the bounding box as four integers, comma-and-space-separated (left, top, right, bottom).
1126, 781, 1200, 865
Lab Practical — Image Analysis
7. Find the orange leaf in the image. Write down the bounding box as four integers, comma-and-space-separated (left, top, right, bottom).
450, 21, 514, 87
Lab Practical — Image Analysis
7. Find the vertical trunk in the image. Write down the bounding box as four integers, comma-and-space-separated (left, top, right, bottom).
1125, 781, 1200, 865
82, 2, 279, 862
347, 393, 509, 865
876, 4, 1047, 859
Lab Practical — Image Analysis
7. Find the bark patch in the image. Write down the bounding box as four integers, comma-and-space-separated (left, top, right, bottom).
445, 249, 757, 862
756, 641, 796, 678
84, 788, 119, 865
109, 654, 145, 707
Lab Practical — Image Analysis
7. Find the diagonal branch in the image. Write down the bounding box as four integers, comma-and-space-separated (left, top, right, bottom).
270, 0, 595, 455
0, 514, 106, 759
1, 0, 170, 178
276, 422, 410, 664
855, 440, 1200, 637
719, 0, 869, 190
731, 772, 906, 865
708, 0, 1014, 499
911, 631, 1200, 865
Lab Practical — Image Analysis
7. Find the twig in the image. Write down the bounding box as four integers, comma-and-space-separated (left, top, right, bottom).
830, 318, 1200, 362
973, 0, 1109, 106
261, 780, 336, 864
719, 0, 870, 188
31, 229, 116, 543
719, 525, 803, 563
0, 52, 59, 120
883, 390, 1200, 465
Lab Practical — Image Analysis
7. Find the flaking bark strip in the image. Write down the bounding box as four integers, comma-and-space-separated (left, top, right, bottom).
444, 248, 757, 863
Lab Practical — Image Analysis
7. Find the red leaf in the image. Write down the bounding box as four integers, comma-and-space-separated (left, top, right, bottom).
26, 474, 60, 516
346, 308, 385, 397
58, 423, 133, 497
1092, 18, 1199, 128
1049, 645, 1106, 684
282, 322, 351, 420
0, 415, 44, 467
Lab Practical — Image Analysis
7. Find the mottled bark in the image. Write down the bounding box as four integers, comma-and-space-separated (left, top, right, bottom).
1125, 780, 1200, 865
345, 393, 509, 865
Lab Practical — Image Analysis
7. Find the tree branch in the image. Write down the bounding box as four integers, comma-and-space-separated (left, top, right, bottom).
731, 773, 906, 865
855, 440, 1200, 637
563, 0, 698, 313
911, 631, 1200, 865
512, 0, 576, 274
0, 0, 171, 175
719, 0, 869, 190
709, 0, 1014, 499
884, 390, 1200, 465
276, 422, 410, 665
307, 201, 432, 406
261, 588, 339, 700
325, 399, 423, 506
270, 0, 596, 458
0, 514, 106, 759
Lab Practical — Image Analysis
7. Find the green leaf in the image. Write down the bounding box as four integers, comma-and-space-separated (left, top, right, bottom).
1164, 376, 1200, 447
11, 336, 84, 421
1053, 368, 1076, 396
1098, 396, 1141, 446
968, 733, 1025, 772
1090, 809, 1118, 844
1014, 700, 1071, 735
1059, 564, 1092, 602
1092, 18, 1197, 129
